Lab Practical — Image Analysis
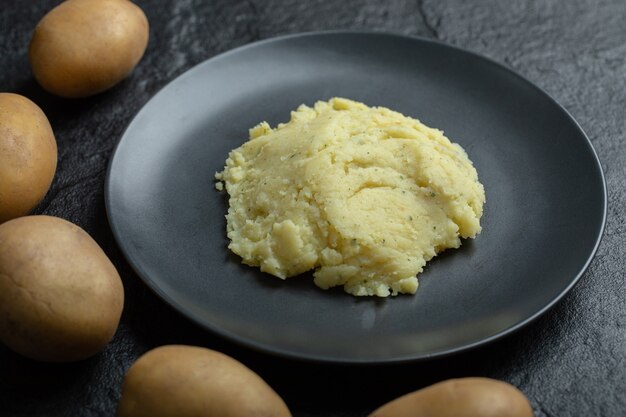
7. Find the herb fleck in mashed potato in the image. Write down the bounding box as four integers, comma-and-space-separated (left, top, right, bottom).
215, 98, 485, 297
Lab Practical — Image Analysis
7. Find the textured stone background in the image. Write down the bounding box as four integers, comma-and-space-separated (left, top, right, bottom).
1, 1, 625, 416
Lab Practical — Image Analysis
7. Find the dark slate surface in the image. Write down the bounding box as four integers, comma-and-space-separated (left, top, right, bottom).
1, 1, 624, 416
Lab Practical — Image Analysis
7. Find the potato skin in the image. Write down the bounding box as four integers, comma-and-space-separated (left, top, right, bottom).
0, 215, 124, 362
0, 93, 57, 223
116, 345, 292, 417
368, 377, 533, 417
29, 0, 149, 98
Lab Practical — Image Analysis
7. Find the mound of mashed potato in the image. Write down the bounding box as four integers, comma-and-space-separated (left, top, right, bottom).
215, 98, 485, 297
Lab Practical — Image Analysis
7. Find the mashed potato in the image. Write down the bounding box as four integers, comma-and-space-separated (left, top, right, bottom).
215, 98, 485, 297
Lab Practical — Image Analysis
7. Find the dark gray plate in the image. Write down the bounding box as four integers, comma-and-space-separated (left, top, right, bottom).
105, 32, 606, 363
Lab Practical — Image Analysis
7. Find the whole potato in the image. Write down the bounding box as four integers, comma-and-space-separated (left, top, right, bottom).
368, 377, 533, 417
29, 0, 149, 98
0, 93, 57, 223
116, 345, 292, 417
0, 215, 124, 362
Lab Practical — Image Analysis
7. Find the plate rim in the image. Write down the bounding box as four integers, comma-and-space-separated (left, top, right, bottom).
104, 30, 608, 364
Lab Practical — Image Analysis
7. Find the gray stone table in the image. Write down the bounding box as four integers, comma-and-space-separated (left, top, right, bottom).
1, 1, 625, 416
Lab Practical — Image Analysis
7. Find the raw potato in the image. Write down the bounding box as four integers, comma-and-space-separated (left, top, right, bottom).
29, 0, 149, 98
116, 345, 292, 417
0, 93, 57, 223
368, 377, 533, 417
0, 216, 124, 362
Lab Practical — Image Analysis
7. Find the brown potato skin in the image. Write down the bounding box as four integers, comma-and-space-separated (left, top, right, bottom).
0, 216, 124, 362
116, 345, 293, 417
368, 377, 533, 417
29, 0, 149, 98
0, 93, 57, 223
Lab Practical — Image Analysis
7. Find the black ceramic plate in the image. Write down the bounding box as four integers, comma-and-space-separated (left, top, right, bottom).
105, 32, 606, 363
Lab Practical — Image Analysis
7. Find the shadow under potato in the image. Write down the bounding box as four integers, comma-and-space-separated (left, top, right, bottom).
0, 344, 101, 396
15, 79, 102, 121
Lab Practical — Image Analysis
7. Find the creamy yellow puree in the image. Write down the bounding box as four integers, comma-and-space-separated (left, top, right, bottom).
215, 98, 485, 297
